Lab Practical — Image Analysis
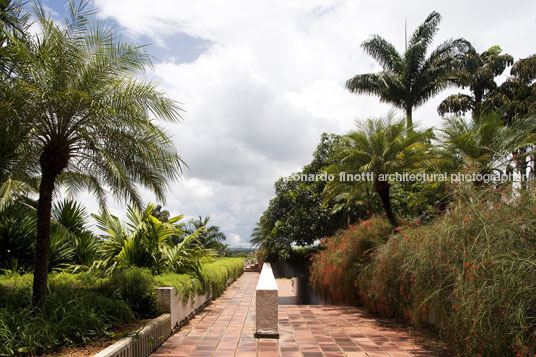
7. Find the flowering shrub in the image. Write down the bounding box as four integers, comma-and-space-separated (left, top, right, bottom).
309, 216, 392, 305
310, 184, 536, 356
358, 185, 536, 356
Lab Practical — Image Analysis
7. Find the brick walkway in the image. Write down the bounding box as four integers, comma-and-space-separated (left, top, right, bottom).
152, 272, 442, 357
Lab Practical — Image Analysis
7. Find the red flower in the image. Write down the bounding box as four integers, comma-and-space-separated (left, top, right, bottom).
395, 226, 402, 232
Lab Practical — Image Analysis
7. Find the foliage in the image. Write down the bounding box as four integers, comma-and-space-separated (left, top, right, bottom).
438, 46, 513, 118
0, 273, 134, 356
346, 11, 470, 128
0, 202, 36, 272
106, 268, 156, 319
0, 199, 101, 273
355, 185, 536, 356
91, 204, 214, 274
325, 113, 434, 225
184, 216, 228, 256
0, 257, 243, 355
485, 54, 536, 124
309, 216, 392, 305
439, 113, 536, 179
199, 258, 244, 298
252, 134, 349, 257
154, 258, 244, 301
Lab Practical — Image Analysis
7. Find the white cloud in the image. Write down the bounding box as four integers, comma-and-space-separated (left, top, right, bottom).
91, 0, 536, 245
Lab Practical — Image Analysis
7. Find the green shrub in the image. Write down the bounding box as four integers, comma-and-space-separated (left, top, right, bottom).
154, 272, 203, 301
154, 258, 244, 301
0, 274, 134, 356
358, 185, 536, 356
0, 258, 244, 355
106, 268, 156, 319
309, 216, 392, 305
201, 258, 244, 298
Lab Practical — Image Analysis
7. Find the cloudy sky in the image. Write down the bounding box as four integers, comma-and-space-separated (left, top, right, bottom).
44, 0, 536, 247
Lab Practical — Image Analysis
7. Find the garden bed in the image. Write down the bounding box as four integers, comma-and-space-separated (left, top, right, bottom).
0, 258, 244, 356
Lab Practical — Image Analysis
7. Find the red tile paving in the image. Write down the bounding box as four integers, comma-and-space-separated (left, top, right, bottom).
151, 272, 444, 357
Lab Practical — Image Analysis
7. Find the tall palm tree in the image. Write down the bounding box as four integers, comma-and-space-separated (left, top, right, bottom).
327, 113, 432, 226
346, 11, 470, 129
8, 2, 184, 307
438, 46, 513, 118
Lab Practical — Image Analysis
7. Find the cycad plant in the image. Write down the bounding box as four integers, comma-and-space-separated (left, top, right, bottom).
346, 11, 470, 129
2, 1, 184, 306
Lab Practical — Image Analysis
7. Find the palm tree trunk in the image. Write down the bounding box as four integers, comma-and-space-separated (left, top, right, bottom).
32, 169, 56, 307
374, 179, 398, 226
32, 149, 68, 308
406, 106, 413, 130
473, 92, 482, 120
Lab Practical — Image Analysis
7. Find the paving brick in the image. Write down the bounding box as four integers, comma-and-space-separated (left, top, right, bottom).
152, 272, 442, 356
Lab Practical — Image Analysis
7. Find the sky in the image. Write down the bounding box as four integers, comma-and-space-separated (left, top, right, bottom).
42, 0, 536, 247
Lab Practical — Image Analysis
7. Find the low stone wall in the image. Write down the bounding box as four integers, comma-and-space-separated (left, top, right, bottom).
156, 276, 234, 329
93, 314, 171, 357
93, 275, 238, 357
255, 262, 278, 338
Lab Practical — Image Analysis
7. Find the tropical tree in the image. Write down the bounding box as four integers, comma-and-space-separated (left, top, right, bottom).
438, 46, 514, 118
6, 2, 183, 307
439, 113, 536, 183
346, 11, 470, 129
0, 0, 37, 210
484, 54, 536, 124
252, 134, 350, 257
92, 204, 212, 274
327, 113, 433, 226
184, 216, 227, 254
52, 199, 99, 267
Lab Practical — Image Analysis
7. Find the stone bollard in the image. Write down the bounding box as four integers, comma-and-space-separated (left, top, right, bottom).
255, 262, 279, 338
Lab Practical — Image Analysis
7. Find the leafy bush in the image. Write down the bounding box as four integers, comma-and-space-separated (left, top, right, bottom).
309, 216, 392, 304
358, 185, 536, 356
0, 273, 134, 356
0, 258, 244, 356
106, 268, 156, 319
154, 258, 244, 301
200, 258, 244, 298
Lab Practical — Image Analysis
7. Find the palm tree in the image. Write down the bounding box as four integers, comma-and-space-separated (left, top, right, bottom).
327, 113, 432, 226
7, 2, 184, 307
438, 46, 513, 118
346, 11, 470, 129
440, 113, 536, 183
185, 216, 226, 249
249, 222, 266, 248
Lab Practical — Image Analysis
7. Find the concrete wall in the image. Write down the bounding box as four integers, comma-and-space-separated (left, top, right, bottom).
155, 276, 234, 329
